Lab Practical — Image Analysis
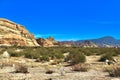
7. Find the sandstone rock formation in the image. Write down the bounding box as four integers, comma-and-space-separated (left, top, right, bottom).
37, 37, 60, 47
0, 18, 39, 46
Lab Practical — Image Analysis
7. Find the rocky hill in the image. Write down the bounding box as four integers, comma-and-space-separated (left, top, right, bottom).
77, 40, 98, 48
89, 36, 120, 47
61, 40, 98, 47
37, 37, 60, 47
60, 36, 120, 47
0, 18, 39, 46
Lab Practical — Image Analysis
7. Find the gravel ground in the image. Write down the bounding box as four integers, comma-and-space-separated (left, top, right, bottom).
0, 66, 119, 80
0, 56, 120, 80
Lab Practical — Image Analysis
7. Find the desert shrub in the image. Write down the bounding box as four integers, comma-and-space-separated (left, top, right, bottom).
24, 52, 40, 59
45, 70, 54, 74
83, 50, 93, 56
53, 53, 64, 59
71, 64, 89, 72
15, 64, 28, 73
67, 51, 86, 65
24, 52, 33, 58
9, 52, 18, 57
9, 52, 23, 57
111, 52, 118, 56
106, 67, 120, 77
99, 53, 113, 62
114, 49, 120, 55
39, 55, 49, 61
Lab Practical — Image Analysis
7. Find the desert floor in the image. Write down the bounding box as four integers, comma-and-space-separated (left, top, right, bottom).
0, 56, 120, 80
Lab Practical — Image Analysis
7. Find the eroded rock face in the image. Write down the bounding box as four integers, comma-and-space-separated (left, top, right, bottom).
0, 18, 39, 46
37, 37, 60, 47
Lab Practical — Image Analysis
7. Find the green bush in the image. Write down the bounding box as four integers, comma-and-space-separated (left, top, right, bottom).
68, 51, 86, 65
39, 55, 49, 61
99, 53, 113, 62
54, 53, 64, 59
83, 50, 93, 56
9, 52, 23, 57
24, 51, 40, 59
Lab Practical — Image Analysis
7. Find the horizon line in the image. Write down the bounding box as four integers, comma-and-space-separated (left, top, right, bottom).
34, 34, 120, 41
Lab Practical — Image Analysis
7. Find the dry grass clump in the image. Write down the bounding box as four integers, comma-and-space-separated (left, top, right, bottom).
0, 61, 14, 69
15, 64, 28, 73
105, 66, 120, 77
71, 64, 90, 72
45, 65, 54, 74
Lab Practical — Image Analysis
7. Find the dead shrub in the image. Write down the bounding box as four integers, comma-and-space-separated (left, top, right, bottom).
71, 64, 90, 72
15, 64, 28, 73
107, 67, 120, 77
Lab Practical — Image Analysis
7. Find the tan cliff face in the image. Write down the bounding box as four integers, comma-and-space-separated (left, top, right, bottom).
0, 18, 39, 46
37, 37, 60, 47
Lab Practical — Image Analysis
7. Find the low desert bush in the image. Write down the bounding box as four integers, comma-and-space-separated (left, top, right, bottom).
15, 64, 28, 73
107, 67, 120, 77
99, 53, 113, 62
9, 52, 23, 57
71, 64, 89, 72
24, 52, 40, 59
68, 51, 86, 65
39, 55, 49, 61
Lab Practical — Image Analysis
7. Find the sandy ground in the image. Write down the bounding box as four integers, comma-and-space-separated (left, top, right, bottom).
0, 56, 119, 80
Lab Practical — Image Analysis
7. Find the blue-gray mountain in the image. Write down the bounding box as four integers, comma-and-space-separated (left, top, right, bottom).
60, 36, 120, 47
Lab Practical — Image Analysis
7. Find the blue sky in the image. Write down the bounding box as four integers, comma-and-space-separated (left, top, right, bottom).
0, 0, 120, 41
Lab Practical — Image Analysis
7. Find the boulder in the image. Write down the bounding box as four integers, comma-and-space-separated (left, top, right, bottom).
1, 51, 10, 58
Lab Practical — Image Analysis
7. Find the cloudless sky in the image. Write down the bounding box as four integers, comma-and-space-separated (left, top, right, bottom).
0, 0, 120, 41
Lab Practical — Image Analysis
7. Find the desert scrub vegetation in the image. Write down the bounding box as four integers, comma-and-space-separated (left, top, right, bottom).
71, 64, 90, 72
106, 67, 120, 77
67, 51, 86, 65
15, 64, 28, 73
1, 47, 120, 62
99, 53, 113, 62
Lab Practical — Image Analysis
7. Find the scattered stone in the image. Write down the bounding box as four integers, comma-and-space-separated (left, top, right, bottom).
1, 51, 10, 58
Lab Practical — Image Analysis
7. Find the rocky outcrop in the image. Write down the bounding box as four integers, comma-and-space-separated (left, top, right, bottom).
60, 40, 98, 47
37, 37, 60, 47
0, 18, 39, 46
79, 41, 98, 48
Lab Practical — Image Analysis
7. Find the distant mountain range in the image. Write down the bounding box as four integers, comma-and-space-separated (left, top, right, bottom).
60, 36, 120, 47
